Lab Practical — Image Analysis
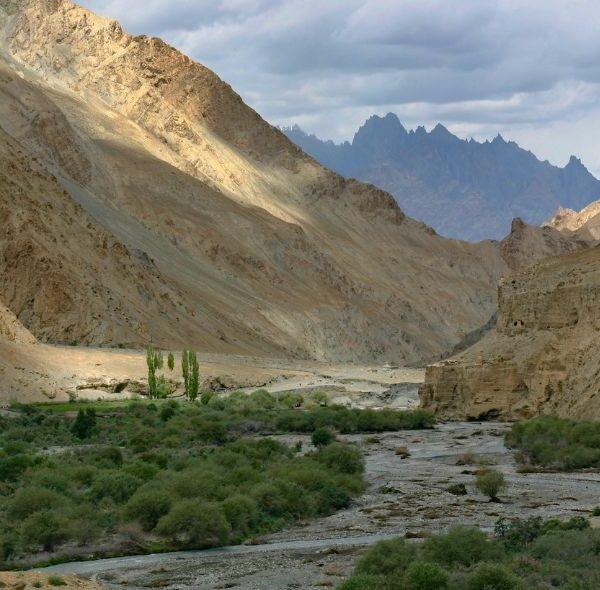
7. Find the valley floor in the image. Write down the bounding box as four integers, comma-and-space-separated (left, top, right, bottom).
37, 422, 600, 590
0, 341, 423, 406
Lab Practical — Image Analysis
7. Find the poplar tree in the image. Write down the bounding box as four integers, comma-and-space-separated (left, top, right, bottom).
182, 349, 200, 401
146, 348, 164, 399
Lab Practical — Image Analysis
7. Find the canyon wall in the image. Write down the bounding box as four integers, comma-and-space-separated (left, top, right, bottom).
420, 246, 600, 420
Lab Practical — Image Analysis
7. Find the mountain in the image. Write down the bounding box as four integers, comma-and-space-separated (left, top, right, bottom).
546, 199, 600, 242
420, 244, 600, 420
0, 0, 583, 366
283, 115, 600, 241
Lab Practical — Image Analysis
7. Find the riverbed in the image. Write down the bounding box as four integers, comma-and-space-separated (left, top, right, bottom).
37, 422, 600, 589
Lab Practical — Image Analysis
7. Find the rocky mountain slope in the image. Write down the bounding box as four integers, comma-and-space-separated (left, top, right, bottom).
0, 0, 585, 365
284, 115, 600, 241
546, 199, 600, 242
420, 245, 600, 420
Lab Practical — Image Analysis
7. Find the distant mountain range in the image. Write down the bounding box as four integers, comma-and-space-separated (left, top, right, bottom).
282, 114, 600, 241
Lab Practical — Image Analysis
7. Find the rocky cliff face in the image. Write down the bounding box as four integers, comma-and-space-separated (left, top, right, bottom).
420, 246, 600, 420
0, 302, 36, 344
0, 124, 196, 347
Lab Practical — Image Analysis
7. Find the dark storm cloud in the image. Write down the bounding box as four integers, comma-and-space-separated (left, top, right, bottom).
78, 0, 600, 174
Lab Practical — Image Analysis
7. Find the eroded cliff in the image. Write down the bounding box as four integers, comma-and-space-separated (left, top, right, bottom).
420, 246, 600, 420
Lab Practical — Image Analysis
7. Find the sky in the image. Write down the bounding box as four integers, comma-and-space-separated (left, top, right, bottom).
78, 0, 600, 176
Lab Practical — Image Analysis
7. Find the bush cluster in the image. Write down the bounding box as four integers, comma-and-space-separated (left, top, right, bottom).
0, 391, 430, 566
506, 416, 600, 470
276, 407, 435, 433
339, 518, 600, 590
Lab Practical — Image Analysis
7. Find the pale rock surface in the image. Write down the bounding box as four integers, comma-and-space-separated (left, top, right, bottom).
420, 246, 600, 420
546, 200, 600, 242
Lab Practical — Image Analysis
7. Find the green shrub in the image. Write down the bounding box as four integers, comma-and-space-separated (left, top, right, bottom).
249, 389, 277, 409
529, 529, 600, 562
356, 537, 418, 576
128, 427, 159, 453
506, 416, 600, 470
21, 511, 69, 552
0, 400, 383, 564
466, 564, 522, 590
495, 516, 544, 550
317, 442, 364, 474
313, 480, 352, 513
156, 500, 230, 548
422, 527, 500, 568
201, 391, 215, 405
222, 495, 259, 536
475, 469, 506, 501
342, 522, 600, 590
0, 454, 30, 482
10, 487, 66, 521
312, 427, 335, 447
92, 446, 124, 467
309, 391, 329, 406
65, 506, 102, 545
404, 561, 448, 590
89, 472, 142, 504
160, 405, 176, 422
251, 482, 292, 518
125, 491, 173, 531
47, 576, 67, 587
123, 461, 160, 481
278, 393, 304, 409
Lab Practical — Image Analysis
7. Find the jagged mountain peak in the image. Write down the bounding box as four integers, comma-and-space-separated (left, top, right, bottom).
283, 114, 600, 241
431, 122, 450, 134
566, 154, 587, 170
353, 112, 408, 143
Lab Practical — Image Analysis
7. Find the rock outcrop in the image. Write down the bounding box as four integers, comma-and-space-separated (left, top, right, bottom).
546, 200, 600, 242
420, 246, 600, 420
0, 302, 36, 344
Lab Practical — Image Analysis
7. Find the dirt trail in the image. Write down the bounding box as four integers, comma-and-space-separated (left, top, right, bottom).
35, 422, 600, 589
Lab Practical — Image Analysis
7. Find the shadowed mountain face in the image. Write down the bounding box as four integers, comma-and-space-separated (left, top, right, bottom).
283, 114, 600, 241
0, 1, 584, 365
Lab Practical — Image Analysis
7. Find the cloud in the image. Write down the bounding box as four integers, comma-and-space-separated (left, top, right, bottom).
78, 0, 600, 175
